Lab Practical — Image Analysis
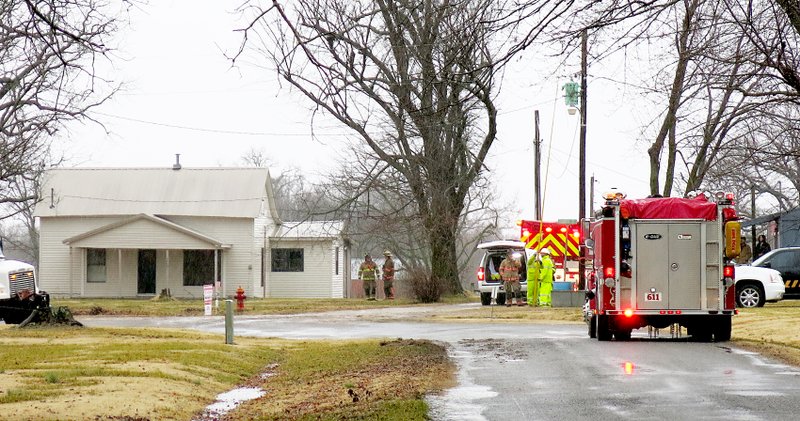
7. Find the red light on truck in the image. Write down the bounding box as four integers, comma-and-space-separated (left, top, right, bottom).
624, 309, 633, 317
521, 229, 531, 239
604, 266, 615, 278
723, 265, 734, 278
477, 267, 485, 281
560, 227, 567, 233
572, 230, 580, 238
725, 192, 735, 201
545, 227, 553, 233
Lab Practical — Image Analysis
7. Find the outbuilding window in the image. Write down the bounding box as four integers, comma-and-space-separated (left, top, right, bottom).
86, 248, 107, 283
272, 248, 304, 272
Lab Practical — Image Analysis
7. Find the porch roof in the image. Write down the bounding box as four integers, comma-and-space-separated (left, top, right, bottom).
62, 214, 231, 249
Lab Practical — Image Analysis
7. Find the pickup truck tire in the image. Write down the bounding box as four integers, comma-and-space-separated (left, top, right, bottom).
714, 317, 732, 342
480, 292, 492, 306
596, 315, 612, 341
736, 282, 765, 308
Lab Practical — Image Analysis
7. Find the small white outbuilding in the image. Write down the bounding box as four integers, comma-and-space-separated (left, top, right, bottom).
34, 167, 348, 299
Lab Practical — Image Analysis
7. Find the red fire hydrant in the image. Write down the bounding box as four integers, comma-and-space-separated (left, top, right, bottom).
235, 286, 246, 311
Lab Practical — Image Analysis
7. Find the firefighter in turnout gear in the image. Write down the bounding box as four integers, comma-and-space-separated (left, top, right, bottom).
538, 248, 555, 306
359, 254, 379, 300
499, 250, 524, 306
527, 251, 541, 306
382, 250, 395, 299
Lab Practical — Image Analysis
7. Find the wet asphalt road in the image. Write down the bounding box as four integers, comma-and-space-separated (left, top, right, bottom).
81, 304, 800, 420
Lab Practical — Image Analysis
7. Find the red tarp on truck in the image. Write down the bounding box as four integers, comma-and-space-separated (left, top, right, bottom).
619, 195, 717, 221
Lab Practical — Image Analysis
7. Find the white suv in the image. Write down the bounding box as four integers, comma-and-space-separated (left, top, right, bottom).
734, 265, 785, 308
476, 241, 534, 305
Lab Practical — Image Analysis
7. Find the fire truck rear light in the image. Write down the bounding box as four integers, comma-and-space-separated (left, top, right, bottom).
624, 309, 633, 317
659, 310, 666, 315
667, 310, 674, 315
560, 227, 567, 233
675, 310, 681, 314
604, 266, 615, 278
545, 227, 552, 233
735, 309, 739, 315
522, 229, 531, 239
477, 267, 485, 281
723, 265, 734, 278
725, 192, 735, 201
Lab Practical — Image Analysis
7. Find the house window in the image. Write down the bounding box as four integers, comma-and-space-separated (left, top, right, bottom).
272, 248, 304, 272
86, 248, 107, 283
335, 246, 340, 275
183, 250, 216, 286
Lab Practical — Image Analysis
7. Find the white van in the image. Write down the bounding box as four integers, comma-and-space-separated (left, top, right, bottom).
475, 241, 534, 305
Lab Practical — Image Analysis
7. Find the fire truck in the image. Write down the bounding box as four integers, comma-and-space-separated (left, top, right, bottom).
519, 220, 581, 287
584, 192, 740, 342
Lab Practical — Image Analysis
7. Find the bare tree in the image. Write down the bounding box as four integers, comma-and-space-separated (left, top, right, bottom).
233, 0, 564, 294
1, 0, 124, 214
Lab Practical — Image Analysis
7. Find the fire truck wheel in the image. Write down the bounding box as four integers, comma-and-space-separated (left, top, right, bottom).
614, 330, 632, 341
736, 283, 765, 308
690, 327, 713, 342
480, 293, 492, 306
596, 315, 612, 341
589, 315, 597, 338
714, 318, 732, 342
495, 293, 507, 306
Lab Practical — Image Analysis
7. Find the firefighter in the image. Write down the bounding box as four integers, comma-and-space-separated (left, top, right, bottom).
526, 250, 541, 306
499, 250, 523, 306
538, 248, 555, 306
382, 250, 395, 299
358, 254, 379, 300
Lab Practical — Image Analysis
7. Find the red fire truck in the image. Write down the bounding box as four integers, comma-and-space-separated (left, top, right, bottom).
519, 220, 581, 287
584, 192, 740, 342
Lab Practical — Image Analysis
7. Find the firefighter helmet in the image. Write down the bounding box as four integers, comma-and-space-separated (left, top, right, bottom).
540, 247, 551, 255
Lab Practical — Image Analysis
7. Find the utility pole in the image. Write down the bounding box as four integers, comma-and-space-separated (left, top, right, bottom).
589, 174, 596, 217
534, 110, 542, 220
578, 29, 588, 290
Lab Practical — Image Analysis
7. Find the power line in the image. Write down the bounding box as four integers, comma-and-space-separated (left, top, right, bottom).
94, 111, 353, 137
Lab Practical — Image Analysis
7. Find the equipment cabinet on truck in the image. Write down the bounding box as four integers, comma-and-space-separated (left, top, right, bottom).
583, 192, 740, 342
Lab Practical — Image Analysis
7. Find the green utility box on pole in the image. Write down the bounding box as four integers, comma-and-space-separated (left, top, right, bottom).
563, 81, 580, 107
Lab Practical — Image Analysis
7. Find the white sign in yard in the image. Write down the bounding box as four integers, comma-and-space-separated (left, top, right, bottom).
204, 284, 214, 316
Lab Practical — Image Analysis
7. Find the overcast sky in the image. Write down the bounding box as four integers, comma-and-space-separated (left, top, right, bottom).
59, 1, 654, 227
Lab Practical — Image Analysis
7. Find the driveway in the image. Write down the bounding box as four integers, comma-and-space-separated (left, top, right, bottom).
81, 303, 800, 420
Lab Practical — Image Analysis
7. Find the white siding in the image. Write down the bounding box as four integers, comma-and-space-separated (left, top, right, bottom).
268, 239, 333, 298
69, 218, 214, 250
331, 239, 344, 298
165, 216, 255, 297
39, 216, 125, 296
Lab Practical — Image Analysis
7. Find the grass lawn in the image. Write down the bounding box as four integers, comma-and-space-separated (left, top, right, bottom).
54, 295, 477, 317
0, 327, 453, 420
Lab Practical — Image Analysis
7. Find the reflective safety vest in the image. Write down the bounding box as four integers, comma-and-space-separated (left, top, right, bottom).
540, 255, 555, 283
359, 261, 378, 281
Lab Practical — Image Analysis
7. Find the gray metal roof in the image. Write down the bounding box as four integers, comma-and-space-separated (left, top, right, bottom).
272, 220, 344, 239
34, 167, 281, 219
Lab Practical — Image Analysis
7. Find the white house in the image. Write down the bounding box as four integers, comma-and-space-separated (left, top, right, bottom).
34, 166, 348, 299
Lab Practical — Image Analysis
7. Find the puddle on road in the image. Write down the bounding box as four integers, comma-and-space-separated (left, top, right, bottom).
426, 348, 497, 421
194, 387, 266, 420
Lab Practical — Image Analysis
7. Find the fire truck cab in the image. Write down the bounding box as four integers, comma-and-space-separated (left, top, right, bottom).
584, 192, 740, 342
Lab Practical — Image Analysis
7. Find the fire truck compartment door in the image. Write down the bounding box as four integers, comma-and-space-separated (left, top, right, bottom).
634, 222, 702, 310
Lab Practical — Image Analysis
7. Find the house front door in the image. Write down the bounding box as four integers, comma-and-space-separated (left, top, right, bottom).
138, 249, 156, 294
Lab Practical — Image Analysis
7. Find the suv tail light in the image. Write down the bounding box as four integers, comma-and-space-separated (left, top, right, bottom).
477, 267, 485, 281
